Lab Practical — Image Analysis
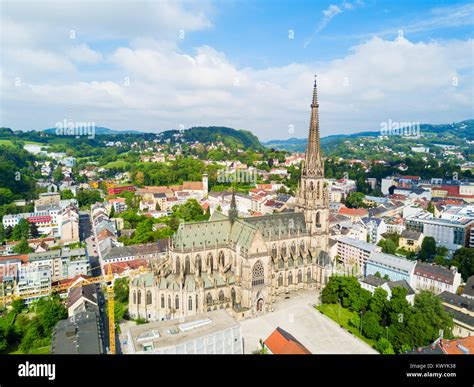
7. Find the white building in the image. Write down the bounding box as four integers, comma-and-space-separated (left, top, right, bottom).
413, 262, 462, 295
126, 310, 243, 354
336, 237, 381, 275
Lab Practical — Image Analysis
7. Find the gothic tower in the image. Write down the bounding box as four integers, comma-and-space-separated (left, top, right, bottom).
295, 75, 329, 249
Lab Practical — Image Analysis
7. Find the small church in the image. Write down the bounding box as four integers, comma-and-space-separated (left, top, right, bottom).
129, 77, 333, 321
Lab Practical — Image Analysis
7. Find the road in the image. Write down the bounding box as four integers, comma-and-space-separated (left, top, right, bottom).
240, 290, 377, 354
79, 211, 116, 353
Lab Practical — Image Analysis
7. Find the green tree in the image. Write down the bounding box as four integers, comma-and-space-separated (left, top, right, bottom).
362, 311, 383, 340
451, 247, 474, 281
11, 218, 30, 240
368, 288, 388, 317
419, 237, 437, 262
13, 238, 32, 254
375, 338, 395, 354
60, 189, 74, 200
344, 192, 366, 209
377, 238, 398, 254
29, 222, 39, 238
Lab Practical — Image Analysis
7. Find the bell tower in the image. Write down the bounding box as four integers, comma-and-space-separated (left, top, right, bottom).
295, 75, 329, 248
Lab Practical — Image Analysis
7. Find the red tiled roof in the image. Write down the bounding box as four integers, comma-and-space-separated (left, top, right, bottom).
264, 327, 311, 355
440, 337, 474, 354
338, 207, 368, 217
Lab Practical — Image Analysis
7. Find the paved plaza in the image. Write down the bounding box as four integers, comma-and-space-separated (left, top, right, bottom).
240, 290, 377, 354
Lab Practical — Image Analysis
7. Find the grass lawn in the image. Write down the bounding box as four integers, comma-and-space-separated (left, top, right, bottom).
317, 303, 376, 348
103, 160, 130, 169
0, 139, 14, 146
9, 346, 50, 355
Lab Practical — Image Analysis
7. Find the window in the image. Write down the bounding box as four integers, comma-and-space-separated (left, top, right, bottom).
207, 253, 213, 274
185, 256, 190, 275
168, 295, 171, 309
316, 212, 321, 227
175, 256, 180, 275
188, 296, 193, 311
278, 273, 283, 287
146, 290, 152, 305
288, 271, 293, 285
196, 294, 199, 310
206, 293, 213, 306
161, 294, 165, 308
281, 243, 287, 256
133, 291, 136, 304
219, 251, 225, 267
219, 290, 225, 302
298, 270, 302, 283
252, 260, 265, 286
175, 295, 179, 310
271, 244, 277, 259
196, 255, 202, 274
307, 268, 311, 282
291, 242, 296, 254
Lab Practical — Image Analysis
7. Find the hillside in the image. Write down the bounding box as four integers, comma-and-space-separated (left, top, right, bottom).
264, 120, 474, 152
159, 126, 264, 150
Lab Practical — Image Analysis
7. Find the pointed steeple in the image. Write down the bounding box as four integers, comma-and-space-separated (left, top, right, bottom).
228, 188, 238, 223
303, 75, 323, 177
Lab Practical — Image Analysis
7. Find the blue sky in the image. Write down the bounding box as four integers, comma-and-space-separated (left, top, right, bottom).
1, 0, 473, 140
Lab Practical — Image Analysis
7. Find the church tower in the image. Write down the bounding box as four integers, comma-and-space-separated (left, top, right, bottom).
295, 75, 329, 248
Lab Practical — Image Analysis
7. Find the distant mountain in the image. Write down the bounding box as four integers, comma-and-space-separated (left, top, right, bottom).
43, 126, 144, 135
263, 120, 474, 152
159, 126, 264, 150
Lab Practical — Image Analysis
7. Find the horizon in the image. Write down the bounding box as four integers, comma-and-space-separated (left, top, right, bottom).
1, 1, 473, 141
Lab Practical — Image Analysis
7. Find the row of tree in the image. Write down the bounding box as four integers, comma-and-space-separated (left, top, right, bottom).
321, 276, 453, 354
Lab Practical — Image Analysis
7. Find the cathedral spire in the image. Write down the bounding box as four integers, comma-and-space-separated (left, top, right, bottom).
228, 188, 238, 224
303, 75, 323, 177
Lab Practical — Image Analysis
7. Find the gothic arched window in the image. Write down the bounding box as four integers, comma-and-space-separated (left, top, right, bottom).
188, 296, 193, 311
252, 260, 265, 286
207, 253, 213, 274
206, 293, 213, 306
196, 294, 199, 310
316, 212, 321, 227
271, 244, 277, 259
196, 255, 202, 274
300, 240, 305, 253
298, 270, 302, 283
161, 294, 165, 308
307, 268, 312, 282
185, 255, 190, 275
219, 251, 225, 267
281, 243, 287, 257
146, 290, 152, 305
175, 295, 179, 310
278, 273, 283, 287
137, 290, 141, 305
291, 241, 296, 254
288, 271, 293, 285
175, 256, 180, 275
219, 290, 225, 302
133, 291, 136, 304
231, 288, 236, 305
168, 295, 171, 308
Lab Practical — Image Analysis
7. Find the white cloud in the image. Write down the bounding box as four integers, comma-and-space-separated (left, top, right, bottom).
0, 2, 472, 140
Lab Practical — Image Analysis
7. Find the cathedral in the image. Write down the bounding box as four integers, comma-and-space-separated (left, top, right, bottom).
128, 77, 332, 321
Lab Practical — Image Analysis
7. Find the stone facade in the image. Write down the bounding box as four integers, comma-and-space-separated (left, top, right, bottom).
129, 77, 332, 321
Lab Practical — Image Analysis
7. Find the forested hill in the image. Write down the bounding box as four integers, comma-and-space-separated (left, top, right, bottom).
264, 120, 474, 152
159, 126, 264, 150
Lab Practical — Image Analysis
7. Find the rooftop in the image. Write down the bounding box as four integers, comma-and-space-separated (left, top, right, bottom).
128, 309, 239, 353
264, 327, 311, 355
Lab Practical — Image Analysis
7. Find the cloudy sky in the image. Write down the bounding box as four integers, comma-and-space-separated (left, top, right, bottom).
0, 0, 473, 140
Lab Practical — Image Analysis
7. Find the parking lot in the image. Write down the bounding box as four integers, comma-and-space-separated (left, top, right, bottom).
240, 290, 377, 354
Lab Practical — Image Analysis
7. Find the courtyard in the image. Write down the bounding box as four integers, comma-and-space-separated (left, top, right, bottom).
240, 290, 378, 354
